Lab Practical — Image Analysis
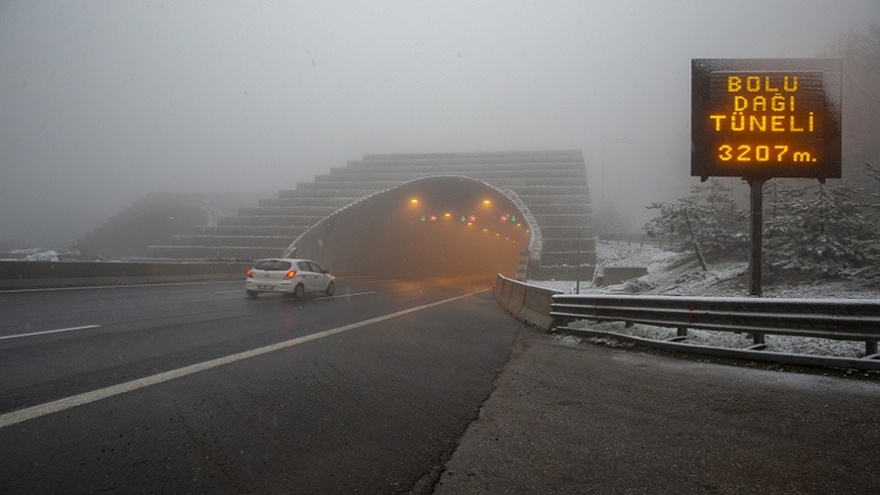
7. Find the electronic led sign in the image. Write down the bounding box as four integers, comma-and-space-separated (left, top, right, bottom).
692, 59, 841, 180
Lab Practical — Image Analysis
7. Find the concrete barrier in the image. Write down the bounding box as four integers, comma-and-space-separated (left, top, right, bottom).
0, 261, 251, 290
494, 274, 562, 331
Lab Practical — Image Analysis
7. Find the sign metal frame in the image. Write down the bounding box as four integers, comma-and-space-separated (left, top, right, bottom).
691, 58, 841, 182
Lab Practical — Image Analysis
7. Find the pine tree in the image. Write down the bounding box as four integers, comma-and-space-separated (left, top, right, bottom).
826, 24, 880, 204
764, 180, 880, 277
644, 180, 748, 267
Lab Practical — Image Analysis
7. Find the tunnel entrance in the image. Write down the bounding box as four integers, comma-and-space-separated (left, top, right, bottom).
288, 176, 532, 280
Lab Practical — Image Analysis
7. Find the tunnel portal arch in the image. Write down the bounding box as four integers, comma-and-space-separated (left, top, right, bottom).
286, 176, 535, 279
148, 150, 594, 280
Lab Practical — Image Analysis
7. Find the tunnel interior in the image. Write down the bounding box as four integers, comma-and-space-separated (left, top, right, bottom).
292, 176, 532, 280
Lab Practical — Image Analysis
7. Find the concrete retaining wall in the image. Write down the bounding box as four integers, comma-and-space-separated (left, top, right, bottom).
530, 264, 595, 281
601, 267, 648, 286
494, 274, 561, 331
0, 261, 251, 290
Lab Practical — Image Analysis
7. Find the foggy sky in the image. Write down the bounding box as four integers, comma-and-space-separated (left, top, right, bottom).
2, 0, 878, 245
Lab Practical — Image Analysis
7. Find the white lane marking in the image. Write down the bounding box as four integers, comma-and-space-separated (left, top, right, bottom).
0, 289, 486, 429
0, 325, 101, 342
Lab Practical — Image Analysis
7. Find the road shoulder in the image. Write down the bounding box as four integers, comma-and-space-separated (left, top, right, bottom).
431, 328, 880, 494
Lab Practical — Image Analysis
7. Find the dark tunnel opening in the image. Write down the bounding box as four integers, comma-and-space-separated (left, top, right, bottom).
291, 176, 532, 281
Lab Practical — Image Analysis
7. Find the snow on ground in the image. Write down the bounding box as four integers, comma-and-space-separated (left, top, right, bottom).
529, 241, 880, 359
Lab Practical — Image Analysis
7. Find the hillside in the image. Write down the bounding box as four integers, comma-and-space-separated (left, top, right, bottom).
595, 242, 880, 299
530, 241, 880, 360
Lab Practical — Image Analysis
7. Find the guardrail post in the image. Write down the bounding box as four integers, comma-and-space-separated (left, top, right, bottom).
677, 327, 687, 338
867, 340, 878, 357
752, 333, 765, 346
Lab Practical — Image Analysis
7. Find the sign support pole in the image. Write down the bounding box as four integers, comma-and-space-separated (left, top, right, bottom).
747, 177, 767, 346
747, 177, 767, 297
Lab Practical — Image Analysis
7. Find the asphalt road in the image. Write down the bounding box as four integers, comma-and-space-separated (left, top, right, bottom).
0, 276, 520, 494
4, 277, 880, 494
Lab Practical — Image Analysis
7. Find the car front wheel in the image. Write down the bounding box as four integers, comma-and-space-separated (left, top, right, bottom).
324, 281, 336, 296
246, 290, 259, 299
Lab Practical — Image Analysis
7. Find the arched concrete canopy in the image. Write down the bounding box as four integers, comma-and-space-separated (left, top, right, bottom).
288, 176, 533, 280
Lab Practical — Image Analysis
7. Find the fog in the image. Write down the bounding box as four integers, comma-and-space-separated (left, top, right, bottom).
2, 0, 877, 246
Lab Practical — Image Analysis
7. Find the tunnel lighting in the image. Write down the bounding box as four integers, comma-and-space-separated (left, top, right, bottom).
482, 199, 492, 206
409, 198, 420, 205
444, 213, 452, 220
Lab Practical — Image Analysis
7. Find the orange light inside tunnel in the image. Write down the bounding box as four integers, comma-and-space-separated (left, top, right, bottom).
292, 176, 531, 281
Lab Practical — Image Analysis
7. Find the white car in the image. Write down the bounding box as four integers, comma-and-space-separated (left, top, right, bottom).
245, 258, 335, 299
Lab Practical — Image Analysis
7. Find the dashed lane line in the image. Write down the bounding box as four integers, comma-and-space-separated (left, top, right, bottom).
0, 325, 101, 342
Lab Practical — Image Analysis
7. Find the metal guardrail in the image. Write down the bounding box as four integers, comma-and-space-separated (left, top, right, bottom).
550, 294, 880, 357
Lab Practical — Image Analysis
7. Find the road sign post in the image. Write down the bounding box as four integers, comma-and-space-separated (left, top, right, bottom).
691, 59, 841, 297
747, 177, 766, 297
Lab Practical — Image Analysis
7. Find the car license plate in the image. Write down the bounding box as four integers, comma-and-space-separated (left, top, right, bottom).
257, 285, 272, 290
